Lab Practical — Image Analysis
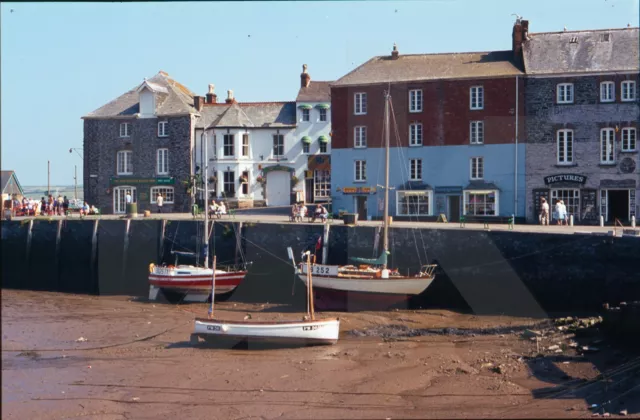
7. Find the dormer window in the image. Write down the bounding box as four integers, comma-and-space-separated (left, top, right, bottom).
136, 80, 167, 118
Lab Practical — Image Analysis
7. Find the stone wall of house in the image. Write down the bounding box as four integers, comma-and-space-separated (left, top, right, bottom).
524, 75, 640, 223
84, 116, 193, 214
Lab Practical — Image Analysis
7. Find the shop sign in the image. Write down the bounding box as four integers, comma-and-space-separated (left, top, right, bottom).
110, 177, 175, 186
435, 186, 462, 194
544, 174, 587, 185
342, 186, 376, 194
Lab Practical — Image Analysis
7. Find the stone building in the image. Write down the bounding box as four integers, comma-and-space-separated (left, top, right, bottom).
521, 22, 640, 224
330, 43, 525, 222
82, 71, 198, 214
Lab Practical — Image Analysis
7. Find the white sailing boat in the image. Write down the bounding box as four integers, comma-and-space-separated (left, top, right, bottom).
148, 131, 249, 303
191, 250, 340, 347
296, 91, 437, 310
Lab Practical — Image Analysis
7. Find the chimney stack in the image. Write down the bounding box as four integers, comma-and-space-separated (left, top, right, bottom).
300, 64, 311, 88
194, 96, 204, 111
225, 90, 237, 104
391, 43, 399, 60
512, 18, 529, 60
206, 84, 217, 104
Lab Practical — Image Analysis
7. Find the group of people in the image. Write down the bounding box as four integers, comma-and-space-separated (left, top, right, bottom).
291, 202, 328, 223
208, 199, 227, 217
539, 197, 569, 226
4, 194, 98, 217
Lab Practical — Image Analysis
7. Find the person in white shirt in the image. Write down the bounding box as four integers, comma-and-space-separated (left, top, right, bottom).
125, 192, 132, 204
554, 200, 562, 225
156, 193, 164, 213
540, 197, 549, 226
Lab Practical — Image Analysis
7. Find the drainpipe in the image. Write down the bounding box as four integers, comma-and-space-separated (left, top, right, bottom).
514, 75, 519, 217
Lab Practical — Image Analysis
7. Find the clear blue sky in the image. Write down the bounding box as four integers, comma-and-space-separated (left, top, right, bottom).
1, 0, 638, 185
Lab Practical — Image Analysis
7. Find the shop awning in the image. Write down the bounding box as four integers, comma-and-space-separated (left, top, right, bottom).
301, 136, 312, 144
316, 103, 330, 110
318, 135, 330, 144
298, 104, 312, 110
464, 181, 501, 191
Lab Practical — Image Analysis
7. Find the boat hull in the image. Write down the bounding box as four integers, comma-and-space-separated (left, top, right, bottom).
192, 318, 340, 346
149, 270, 246, 295
311, 286, 410, 311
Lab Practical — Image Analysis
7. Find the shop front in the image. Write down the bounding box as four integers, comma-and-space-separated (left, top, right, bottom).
599, 179, 637, 223
339, 186, 377, 220
109, 176, 176, 214
434, 186, 462, 222
463, 181, 501, 217
531, 173, 597, 224
305, 155, 331, 204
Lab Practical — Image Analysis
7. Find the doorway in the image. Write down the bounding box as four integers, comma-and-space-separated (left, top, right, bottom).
447, 195, 461, 222
607, 189, 630, 222
305, 178, 314, 204
113, 186, 136, 214
355, 196, 368, 220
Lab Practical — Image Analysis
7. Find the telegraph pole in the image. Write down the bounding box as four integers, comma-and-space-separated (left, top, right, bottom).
47, 160, 51, 196
74, 165, 78, 200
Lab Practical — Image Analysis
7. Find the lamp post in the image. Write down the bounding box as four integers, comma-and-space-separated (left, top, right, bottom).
69, 148, 83, 200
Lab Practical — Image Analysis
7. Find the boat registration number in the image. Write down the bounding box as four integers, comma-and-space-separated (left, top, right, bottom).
302, 264, 338, 276
302, 325, 319, 331
155, 267, 172, 275
206, 325, 221, 331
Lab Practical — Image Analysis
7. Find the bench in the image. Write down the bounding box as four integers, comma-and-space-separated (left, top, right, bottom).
460, 215, 514, 230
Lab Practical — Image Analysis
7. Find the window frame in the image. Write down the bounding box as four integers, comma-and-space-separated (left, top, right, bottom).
223, 134, 235, 157
119, 122, 130, 138
621, 81, 637, 102
470, 86, 484, 110
319, 108, 328, 122
354, 92, 367, 115
409, 158, 422, 181
557, 129, 574, 164
158, 121, 168, 137
354, 126, 367, 148
409, 89, 423, 113
319, 142, 328, 154
621, 127, 637, 152
241, 133, 250, 158
116, 150, 133, 175
470, 121, 484, 145
396, 190, 432, 216
314, 169, 331, 199
463, 190, 499, 216
556, 83, 574, 104
156, 148, 169, 175
149, 186, 175, 204
409, 123, 423, 146
301, 108, 310, 122
600, 81, 615, 103
600, 128, 615, 164
272, 134, 285, 158
223, 170, 236, 196
470, 156, 484, 180
302, 142, 310, 154
354, 160, 366, 182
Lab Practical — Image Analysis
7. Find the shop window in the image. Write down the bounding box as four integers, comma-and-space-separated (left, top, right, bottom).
464, 190, 498, 216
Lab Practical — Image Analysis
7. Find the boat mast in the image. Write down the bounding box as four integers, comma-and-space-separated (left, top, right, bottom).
382, 90, 390, 268
203, 131, 209, 269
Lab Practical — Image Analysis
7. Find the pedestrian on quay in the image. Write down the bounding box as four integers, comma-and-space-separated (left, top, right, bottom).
540, 197, 549, 226
554, 199, 562, 225
62, 196, 70, 216
125, 192, 132, 205
156, 193, 164, 213
559, 200, 568, 226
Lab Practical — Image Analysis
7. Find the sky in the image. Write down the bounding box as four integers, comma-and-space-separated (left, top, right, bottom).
1, 0, 638, 186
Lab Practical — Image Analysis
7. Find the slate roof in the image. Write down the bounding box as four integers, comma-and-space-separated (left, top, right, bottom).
83, 71, 197, 118
296, 81, 332, 102
523, 27, 639, 75
332, 50, 523, 87
1, 170, 24, 195
195, 102, 297, 129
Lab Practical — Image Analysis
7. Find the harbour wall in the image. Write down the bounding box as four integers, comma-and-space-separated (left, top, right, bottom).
2, 219, 639, 317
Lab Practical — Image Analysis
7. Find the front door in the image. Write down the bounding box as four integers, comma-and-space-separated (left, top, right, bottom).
305, 178, 314, 204
607, 189, 630, 223
448, 195, 461, 222
355, 196, 368, 220
266, 171, 291, 206
113, 186, 137, 214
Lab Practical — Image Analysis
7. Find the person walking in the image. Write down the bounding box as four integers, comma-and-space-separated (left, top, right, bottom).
156, 193, 164, 214
559, 200, 568, 226
554, 199, 562, 225
540, 197, 549, 226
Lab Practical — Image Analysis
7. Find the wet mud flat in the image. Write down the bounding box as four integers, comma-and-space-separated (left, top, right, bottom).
2, 290, 639, 419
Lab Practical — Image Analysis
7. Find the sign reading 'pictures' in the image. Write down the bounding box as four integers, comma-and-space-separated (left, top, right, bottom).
544, 174, 587, 185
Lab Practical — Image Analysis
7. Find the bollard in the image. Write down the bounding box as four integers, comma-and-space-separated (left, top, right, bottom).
570, 215, 574, 226
600, 215, 604, 227
632, 216, 636, 228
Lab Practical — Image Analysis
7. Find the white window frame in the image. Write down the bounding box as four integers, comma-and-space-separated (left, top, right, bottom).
600, 128, 615, 164
273, 134, 285, 158
354, 160, 366, 182
150, 186, 175, 204
241, 133, 250, 158
319, 141, 328, 154
621, 127, 637, 152
117, 150, 133, 175
470, 86, 484, 110
158, 121, 168, 137
113, 186, 137, 214
600, 81, 615, 103
470, 121, 484, 144
319, 108, 327, 122
409, 123, 423, 146
354, 126, 367, 148
301, 108, 310, 122
557, 129, 574, 164
354, 92, 367, 115
556, 83, 574, 104
223, 170, 235, 197
302, 142, 310, 154
314, 169, 331, 199
621, 81, 637, 102
396, 190, 432, 216
409, 89, 423, 113
223, 134, 235, 157
551, 189, 580, 221
470, 157, 484, 180
119, 122, 130, 138
463, 190, 499, 216
156, 148, 169, 175
409, 158, 422, 181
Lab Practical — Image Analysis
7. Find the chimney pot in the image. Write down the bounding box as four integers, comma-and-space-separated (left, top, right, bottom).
194, 96, 204, 111
206, 84, 217, 104
391, 43, 399, 59
208, 84, 215, 94
225, 90, 237, 104
512, 18, 527, 60
300, 65, 311, 88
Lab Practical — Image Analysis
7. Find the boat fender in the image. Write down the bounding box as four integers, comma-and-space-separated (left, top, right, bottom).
221, 325, 229, 332
381, 269, 390, 279
149, 263, 155, 273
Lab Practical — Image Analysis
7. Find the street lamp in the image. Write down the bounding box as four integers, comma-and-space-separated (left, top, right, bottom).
68, 147, 83, 200
69, 148, 83, 160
